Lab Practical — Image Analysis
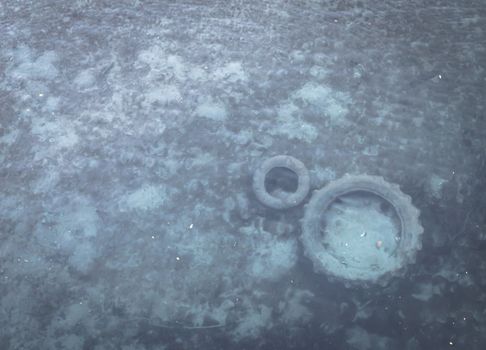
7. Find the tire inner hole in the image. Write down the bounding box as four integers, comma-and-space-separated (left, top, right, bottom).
264, 167, 299, 198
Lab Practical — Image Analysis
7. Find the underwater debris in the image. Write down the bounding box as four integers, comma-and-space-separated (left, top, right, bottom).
252, 155, 310, 209
301, 174, 423, 285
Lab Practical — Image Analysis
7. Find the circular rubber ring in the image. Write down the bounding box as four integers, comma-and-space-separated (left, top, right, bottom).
253, 155, 310, 209
301, 174, 423, 285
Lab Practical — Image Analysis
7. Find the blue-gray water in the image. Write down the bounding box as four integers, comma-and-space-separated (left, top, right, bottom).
1, 1, 485, 349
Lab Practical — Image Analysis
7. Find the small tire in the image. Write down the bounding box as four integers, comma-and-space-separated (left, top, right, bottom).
253, 155, 310, 210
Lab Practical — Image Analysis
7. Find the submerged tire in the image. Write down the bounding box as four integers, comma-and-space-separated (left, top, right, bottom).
301, 174, 423, 285
253, 155, 310, 210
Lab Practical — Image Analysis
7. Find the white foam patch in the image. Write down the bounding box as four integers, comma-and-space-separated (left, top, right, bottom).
173, 231, 216, 267
179, 147, 216, 169
51, 335, 84, 350
11, 47, 59, 81
182, 299, 235, 327
426, 174, 447, 200
268, 102, 318, 142
433, 259, 474, 286
74, 69, 96, 89
166, 55, 187, 81
194, 99, 227, 121
137, 45, 167, 67
121, 184, 168, 211
188, 66, 208, 81
278, 288, 314, 325
411, 282, 442, 301
137, 45, 188, 82
249, 238, 297, 280
35, 197, 100, 251
213, 62, 247, 83
346, 326, 394, 350
363, 145, 379, 156
310, 166, 336, 186
309, 65, 329, 79
61, 302, 91, 328
43, 96, 61, 112
242, 224, 298, 282
209, 299, 236, 325
32, 168, 60, 194
290, 50, 305, 63
69, 241, 98, 274
232, 303, 273, 340
346, 326, 372, 350
31, 118, 79, 152
293, 82, 350, 127
0, 129, 19, 146
263, 81, 350, 142
143, 85, 182, 106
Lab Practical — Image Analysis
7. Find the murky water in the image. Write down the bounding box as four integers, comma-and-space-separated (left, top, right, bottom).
1, 0, 485, 349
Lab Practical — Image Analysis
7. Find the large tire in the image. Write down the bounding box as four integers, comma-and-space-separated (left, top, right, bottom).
301, 174, 423, 285
253, 155, 310, 210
